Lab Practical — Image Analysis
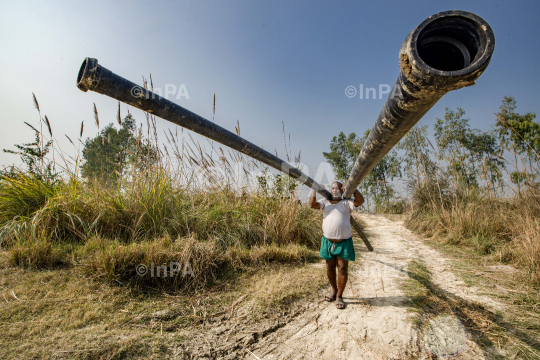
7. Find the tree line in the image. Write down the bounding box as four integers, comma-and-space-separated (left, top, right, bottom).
2, 95, 538, 212
2, 111, 157, 185
323, 96, 539, 212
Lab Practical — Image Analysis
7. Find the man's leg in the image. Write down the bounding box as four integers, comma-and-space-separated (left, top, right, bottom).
336, 256, 349, 299
326, 258, 337, 298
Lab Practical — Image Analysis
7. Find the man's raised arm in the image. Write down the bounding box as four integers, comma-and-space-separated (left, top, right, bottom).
309, 189, 321, 209
353, 188, 364, 207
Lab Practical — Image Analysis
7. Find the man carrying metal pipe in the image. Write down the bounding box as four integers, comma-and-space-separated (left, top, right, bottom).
75, 9, 495, 255
309, 181, 364, 309
75, 57, 374, 251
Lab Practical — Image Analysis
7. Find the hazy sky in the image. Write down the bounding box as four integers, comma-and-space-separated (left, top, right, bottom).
1, 0, 539, 184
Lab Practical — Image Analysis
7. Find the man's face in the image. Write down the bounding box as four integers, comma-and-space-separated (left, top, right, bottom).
330, 182, 342, 199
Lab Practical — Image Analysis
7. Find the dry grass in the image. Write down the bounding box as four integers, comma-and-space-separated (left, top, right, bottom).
0, 250, 326, 359
0, 91, 334, 358
0, 169, 321, 249
239, 264, 327, 312
406, 181, 540, 284
9, 237, 69, 269
80, 236, 221, 288
513, 200, 540, 280
0, 100, 325, 293
403, 176, 540, 357
1, 174, 323, 290
0, 95, 331, 358
76, 235, 319, 289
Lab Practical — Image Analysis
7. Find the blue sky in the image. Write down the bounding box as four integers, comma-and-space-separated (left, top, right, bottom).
1, 0, 539, 185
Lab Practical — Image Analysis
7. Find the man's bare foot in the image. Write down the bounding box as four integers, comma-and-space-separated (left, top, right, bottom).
324, 293, 336, 302
336, 297, 346, 309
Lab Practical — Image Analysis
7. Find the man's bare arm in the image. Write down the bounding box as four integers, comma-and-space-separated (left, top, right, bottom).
309, 189, 321, 209
353, 189, 364, 207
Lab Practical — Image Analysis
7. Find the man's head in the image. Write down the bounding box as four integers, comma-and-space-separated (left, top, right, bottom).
330, 181, 343, 200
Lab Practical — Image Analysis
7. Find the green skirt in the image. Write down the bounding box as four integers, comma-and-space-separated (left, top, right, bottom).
319, 235, 355, 262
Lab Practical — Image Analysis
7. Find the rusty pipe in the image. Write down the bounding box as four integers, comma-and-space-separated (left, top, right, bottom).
76, 58, 333, 194
76, 58, 373, 251
343, 10, 495, 198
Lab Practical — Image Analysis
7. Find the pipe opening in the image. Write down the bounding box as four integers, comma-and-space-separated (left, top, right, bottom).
77, 58, 88, 84
417, 16, 486, 72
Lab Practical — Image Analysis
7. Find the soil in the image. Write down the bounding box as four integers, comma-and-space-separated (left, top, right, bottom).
229, 214, 507, 360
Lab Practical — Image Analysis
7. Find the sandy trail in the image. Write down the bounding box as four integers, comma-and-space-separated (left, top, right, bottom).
247, 214, 504, 360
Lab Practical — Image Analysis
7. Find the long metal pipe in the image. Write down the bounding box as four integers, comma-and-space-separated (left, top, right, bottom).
342, 10, 495, 198
76, 58, 373, 251
76, 58, 327, 196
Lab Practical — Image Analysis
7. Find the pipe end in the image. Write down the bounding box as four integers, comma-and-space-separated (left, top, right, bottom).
402, 11, 495, 86
77, 57, 99, 92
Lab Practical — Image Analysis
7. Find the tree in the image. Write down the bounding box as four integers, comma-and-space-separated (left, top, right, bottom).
322, 132, 362, 180
323, 130, 401, 211
256, 167, 299, 199
2, 126, 57, 183
397, 123, 437, 186
495, 96, 539, 190
81, 114, 157, 181
434, 108, 504, 190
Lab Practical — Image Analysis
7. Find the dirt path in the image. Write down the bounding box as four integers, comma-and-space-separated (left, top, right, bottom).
247, 214, 505, 360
